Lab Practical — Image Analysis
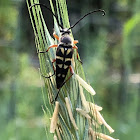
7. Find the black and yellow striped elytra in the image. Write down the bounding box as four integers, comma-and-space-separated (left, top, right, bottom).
56, 32, 73, 89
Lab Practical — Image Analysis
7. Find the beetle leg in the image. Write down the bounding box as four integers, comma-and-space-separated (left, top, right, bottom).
38, 44, 58, 53
73, 40, 79, 44
72, 45, 83, 64
60, 66, 74, 87
53, 32, 59, 41
69, 65, 74, 74
52, 59, 56, 73
51, 66, 74, 104
41, 59, 56, 78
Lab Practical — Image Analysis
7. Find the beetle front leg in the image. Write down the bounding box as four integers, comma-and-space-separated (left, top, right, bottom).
61, 66, 74, 87
53, 32, 59, 41
38, 44, 58, 53
72, 45, 83, 64
73, 40, 79, 45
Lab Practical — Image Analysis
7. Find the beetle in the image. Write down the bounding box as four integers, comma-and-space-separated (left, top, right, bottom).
30, 3, 105, 102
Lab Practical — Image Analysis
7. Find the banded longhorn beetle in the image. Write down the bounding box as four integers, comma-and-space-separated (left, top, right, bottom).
30, 3, 105, 102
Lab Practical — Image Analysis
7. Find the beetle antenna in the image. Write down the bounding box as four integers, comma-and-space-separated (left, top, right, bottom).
67, 9, 105, 31
30, 3, 64, 29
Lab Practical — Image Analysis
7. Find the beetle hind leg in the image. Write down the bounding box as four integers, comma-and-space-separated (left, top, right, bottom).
51, 66, 74, 104
41, 59, 56, 78
41, 72, 55, 78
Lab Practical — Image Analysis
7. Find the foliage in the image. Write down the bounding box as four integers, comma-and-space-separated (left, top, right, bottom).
0, 0, 140, 139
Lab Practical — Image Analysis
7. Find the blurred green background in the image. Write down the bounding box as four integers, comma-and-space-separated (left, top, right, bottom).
0, 0, 140, 139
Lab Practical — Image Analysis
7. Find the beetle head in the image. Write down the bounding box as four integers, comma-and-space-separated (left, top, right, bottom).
59, 29, 72, 46
60, 28, 71, 35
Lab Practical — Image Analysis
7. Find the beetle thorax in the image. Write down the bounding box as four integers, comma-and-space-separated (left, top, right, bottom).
60, 34, 73, 46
